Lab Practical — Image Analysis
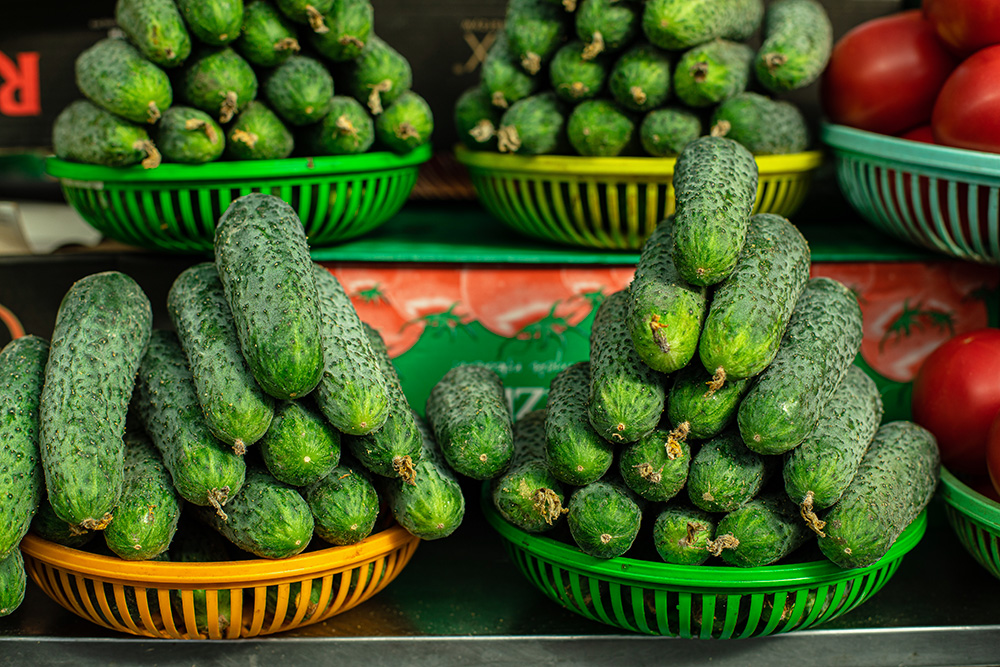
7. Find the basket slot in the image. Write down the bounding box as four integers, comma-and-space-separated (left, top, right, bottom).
652, 588, 672, 636
758, 591, 788, 636
798, 584, 831, 630
606, 580, 640, 634
204, 589, 227, 640
735, 592, 765, 639
308, 574, 336, 623
158, 588, 185, 639
698, 594, 717, 640
247, 585, 269, 636
775, 589, 810, 634
623, 181, 641, 249
265, 583, 292, 635
717, 593, 744, 639
176, 589, 201, 638
227, 587, 244, 639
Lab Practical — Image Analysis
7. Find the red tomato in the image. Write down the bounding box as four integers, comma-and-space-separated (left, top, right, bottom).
987, 412, 1000, 498
924, 0, 1000, 55
821, 10, 959, 135
911, 328, 1000, 476
931, 45, 1000, 154
898, 125, 936, 144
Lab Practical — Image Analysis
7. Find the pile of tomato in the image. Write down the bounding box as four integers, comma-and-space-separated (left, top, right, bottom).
822, 1, 1000, 153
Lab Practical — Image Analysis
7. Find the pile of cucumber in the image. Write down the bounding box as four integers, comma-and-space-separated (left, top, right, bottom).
455, 0, 829, 157
52, 0, 433, 169
0, 193, 464, 620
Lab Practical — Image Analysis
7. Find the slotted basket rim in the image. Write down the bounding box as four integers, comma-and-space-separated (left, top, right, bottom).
938, 466, 1000, 532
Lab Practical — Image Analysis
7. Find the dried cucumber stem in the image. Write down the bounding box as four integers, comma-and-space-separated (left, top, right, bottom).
231, 128, 259, 148
219, 90, 239, 124
710, 120, 732, 138
146, 101, 161, 124
630, 85, 647, 106
274, 37, 301, 53
563, 0, 577, 10
496, 125, 521, 153
468, 119, 496, 143
681, 521, 707, 548
340, 34, 365, 48
532, 488, 566, 525
335, 115, 359, 136
306, 5, 329, 33
633, 462, 663, 483
135, 140, 162, 169
581, 32, 605, 61
704, 366, 726, 397
800, 490, 827, 537
707, 533, 739, 556
649, 313, 671, 353
366, 79, 393, 115
491, 91, 509, 109
79, 512, 114, 532
665, 421, 690, 459
232, 438, 246, 456
691, 61, 710, 83
207, 486, 231, 521
184, 117, 218, 143
600, 532, 613, 545
395, 122, 420, 141
521, 52, 542, 76
763, 52, 788, 73
393, 455, 417, 486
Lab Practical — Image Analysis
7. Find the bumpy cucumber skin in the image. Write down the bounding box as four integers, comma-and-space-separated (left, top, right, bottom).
544, 362, 614, 486
116, 0, 192, 67
652, 502, 717, 565
738, 277, 863, 455
312, 265, 389, 436
671, 136, 758, 288
608, 42, 672, 113
717, 492, 812, 567
0, 336, 47, 559
29, 497, 96, 549
225, 101, 295, 160
550, 41, 609, 103
686, 431, 768, 513
673, 39, 754, 108
505, 0, 570, 75
710, 92, 810, 155
497, 92, 567, 155
0, 549, 26, 618
666, 363, 752, 440
177, 0, 244, 46
179, 47, 259, 123
567, 99, 634, 157
214, 193, 324, 401
425, 364, 514, 480
195, 466, 314, 559
309, 0, 373, 62
306, 95, 375, 155
343, 35, 412, 115
374, 91, 434, 154
698, 213, 811, 380
168, 262, 274, 451
818, 421, 940, 569
75, 38, 173, 124
784, 365, 883, 509
639, 107, 701, 157
755, 0, 832, 93
53, 100, 157, 168
235, 0, 301, 68
103, 429, 182, 561
642, 0, 764, 50
567, 476, 643, 559
454, 85, 503, 151
155, 106, 226, 164
40, 271, 152, 530
618, 428, 691, 502
264, 55, 334, 126
576, 0, 640, 56
492, 409, 566, 533
304, 458, 380, 546
588, 290, 667, 444
260, 400, 341, 487
626, 217, 707, 374
136, 330, 247, 508
482, 33, 540, 110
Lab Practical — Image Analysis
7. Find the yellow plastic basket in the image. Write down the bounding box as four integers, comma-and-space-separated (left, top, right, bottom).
18, 522, 419, 639
454, 145, 823, 250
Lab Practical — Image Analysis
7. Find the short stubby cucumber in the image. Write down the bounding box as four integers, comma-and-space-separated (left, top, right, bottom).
608, 42, 672, 113
214, 193, 324, 401
454, 85, 503, 151
626, 216, 707, 374
754, 0, 833, 93
309, 0, 373, 62
544, 362, 614, 486
341, 35, 412, 115
505, 0, 571, 76
698, 213, 811, 384
263, 55, 334, 126
235, 0, 301, 67
260, 399, 341, 487
0, 549, 26, 618
618, 426, 692, 502
686, 430, 769, 513
652, 501, 719, 566
39, 271, 152, 531
716, 492, 812, 567
75, 38, 173, 124
496, 92, 567, 155
303, 457, 380, 546
639, 107, 701, 157
178, 46, 258, 123
642, 0, 764, 50
549, 41, 609, 103
52, 100, 161, 169
481, 33, 540, 110
575, 0, 640, 60
425, 364, 514, 480
589, 290, 667, 444
177, 0, 244, 46
666, 362, 752, 440
115, 0, 192, 68
566, 99, 634, 157
670, 136, 758, 287
818, 421, 940, 569
225, 101, 295, 160
710, 92, 810, 155
304, 95, 375, 155
567, 474, 644, 559
374, 91, 434, 154
738, 277, 863, 455
154, 106, 226, 164
673, 39, 754, 108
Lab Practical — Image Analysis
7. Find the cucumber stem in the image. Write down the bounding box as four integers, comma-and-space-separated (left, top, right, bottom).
497, 125, 521, 153
763, 52, 788, 73
207, 487, 231, 521
77, 512, 114, 533
707, 533, 739, 557
367, 79, 393, 115
633, 462, 662, 483
521, 52, 542, 76
649, 313, 671, 353
231, 438, 246, 456
339, 34, 365, 49
704, 367, 726, 396
273, 37, 300, 54
710, 120, 732, 138
491, 91, 509, 109
532, 488, 566, 525
146, 101, 161, 124
468, 119, 496, 144
581, 32, 605, 61
219, 91, 239, 124
393, 455, 417, 485
135, 140, 161, 170
800, 490, 827, 537
185, 118, 218, 144
562, 0, 577, 11
680, 521, 707, 548
665, 421, 689, 459
630, 85, 647, 106
305, 5, 329, 33
691, 61, 709, 83
231, 128, 259, 148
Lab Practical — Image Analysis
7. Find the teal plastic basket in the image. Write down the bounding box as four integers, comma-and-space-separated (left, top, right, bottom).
937, 467, 1000, 581
822, 123, 1000, 265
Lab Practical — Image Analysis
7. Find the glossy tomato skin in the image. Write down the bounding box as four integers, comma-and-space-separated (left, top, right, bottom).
931, 45, 1000, 154
911, 328, 1000, 477
821, 10, 959, 135
899, 125, 936, 144
925, 0, 1000, 55
987, 412, 1000, 499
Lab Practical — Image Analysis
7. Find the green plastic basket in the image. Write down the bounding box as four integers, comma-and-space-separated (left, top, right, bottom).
822, 122, 1000, 265
45, 145, 432, 253
454, 144, 822, 251
937, 467, 1000, 580
481, 484, 927, 638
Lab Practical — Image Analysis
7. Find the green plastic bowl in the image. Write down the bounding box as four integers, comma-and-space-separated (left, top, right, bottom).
481, 484, 927, 638
937, 467, 1000, 580
45, 145, 432, 254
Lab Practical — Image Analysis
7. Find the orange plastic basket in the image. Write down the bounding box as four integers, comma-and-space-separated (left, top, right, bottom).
19, 522, 419, 639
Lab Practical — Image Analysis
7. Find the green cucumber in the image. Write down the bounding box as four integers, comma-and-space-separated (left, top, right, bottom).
550, 41, 608, 103
608, 42, 672, 113
652, 501, 719, 565
618, 425, 692, 502
818, 421, 940, 569
116, 0, 192, 68
505, 0, 571, 76
341, 34, 412, 115
425, 364, 514, 480
154, 106, 225, 164
136, 331, 247, 514
575, 0, 640, 60
454, 85, 503, 150
670, 135, 758, 287
642, 0, 764, 51
626, 216, 707, 374
0, 336, 47, 559
709, 92, 810, 155
665, 362, 752, 440
264, 55, 334, 126
303, 456, 380, 546
178, 46, 258, 123
374, 91, 434, 154
481, 33, 540, 110
738, 277, 864, 455
167, 262, 275, 453
566, 474, 643, 559
52, 100, 161, 169
260, 399, 341, 487
755, 0, 833, 93
544, 361, 614, 486
308, 0, 373, 62
39, 271, 152, 531
496, 92, 567, 155
686, 430, 769, 513
75, 38, 173, 124
0, 549, 26, 617
639, 107, 702, 157
30, 496, 96, 549
698, 212, 811, 385
275, 0, 334, 32
225, 101, 295, 160
716, 491, 812, 567
304, 95, 375, 155
177, 0, 244, 46
673, 39, 754, 108
588, 289, 667, 444
235, 0, 301, 67
214, 193, 324, 401
566, 99, 635, 157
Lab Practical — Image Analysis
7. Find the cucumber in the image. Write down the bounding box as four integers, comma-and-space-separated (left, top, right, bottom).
709, 92, 810, 155
481, 32, 540, 110
608, 42, 672, 113
178, 46, 258, 123
116, 0, 192, 68
263, 55, 334, 126
544, 361, 614, 486
177, 0, 245, 46
103, 429, 182, 561
686, 430, 769, 513
665, 362, 752, 440
754, 0, 833, 94
235, 0, 301, 67
303, 95, 375, 155
549, 41, 608, 103
626, 216, 707, 374
275, 0, 334, 32
0, 549, 25, 617
75, 38, 173, 124
425, 364, 514, 480
575, 0, 640, 60
260, 399, 341, 487
168, 519, 234, 635
738, 277, 864, 455
652, 501, 719, 565
670, 135, 758, 287
492, 409, 567, 533
374, 91, 434, 154
588, 289, 667, 444
39, 271, 152, 531
642, 0, 764, 51
0, 336, 47, 559
566, 99, 634, 157
453, 85, 502, 151
136, 331, 247, 514
52, 100, 161, 169
308, 0, 373, 62
818, 421, 940, 569
154, 106, 225, 164
496, 92, 567, 155
698, 213, 811, 385
505, 0, 571, 76
194, 466, 314, 559
716, 491, 813, 567
225, 101, 295, 160
566, 474, 643, 559
673, 39, 754, 108
639, 107, 701, 157
167, 262, 275, 453
303, 456, 380, 546
30, 496, 96, 549
214, 193, 324, 401
618, 425, 692, 502
312, 265, 390, 436
341, 34, 412, 115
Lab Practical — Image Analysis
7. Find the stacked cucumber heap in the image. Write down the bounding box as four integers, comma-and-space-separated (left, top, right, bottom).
0, 193, 464, 622
455, 0, 830, 158
52, 0, 433, 169
485, 135, 942, 569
